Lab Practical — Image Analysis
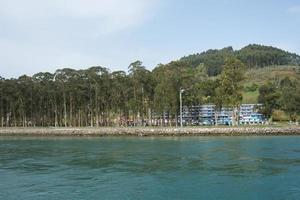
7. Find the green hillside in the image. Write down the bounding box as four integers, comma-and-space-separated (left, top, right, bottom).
242, 66, 300, 104
180, 44, 300, 76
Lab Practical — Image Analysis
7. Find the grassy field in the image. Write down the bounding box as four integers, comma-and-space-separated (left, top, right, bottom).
244, 65, 299, 84
242, 90, 259, 103
242, 65, 300, 104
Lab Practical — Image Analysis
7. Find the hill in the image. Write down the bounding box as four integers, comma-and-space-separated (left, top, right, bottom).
1, 44, 299, 127
242, 65, 300, 104
179, 44, 300, 76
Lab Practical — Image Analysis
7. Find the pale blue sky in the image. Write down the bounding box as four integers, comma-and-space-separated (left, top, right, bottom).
1, 0, 300, 78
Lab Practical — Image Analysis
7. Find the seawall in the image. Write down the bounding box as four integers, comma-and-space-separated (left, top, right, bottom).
0, 127, 300, 136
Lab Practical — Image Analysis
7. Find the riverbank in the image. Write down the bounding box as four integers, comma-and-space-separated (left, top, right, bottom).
0, 126, 300, 136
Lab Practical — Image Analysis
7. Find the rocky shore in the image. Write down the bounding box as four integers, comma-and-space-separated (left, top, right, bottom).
0, 127, 300, 137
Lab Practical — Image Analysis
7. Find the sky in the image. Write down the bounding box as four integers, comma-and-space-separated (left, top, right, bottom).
1, 0, 300, 78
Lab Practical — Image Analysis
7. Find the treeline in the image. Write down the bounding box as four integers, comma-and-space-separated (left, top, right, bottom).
258, 77, 300, 122
0, 45, 300, 127
0, 58, 246, 127
180, 44, 300, 76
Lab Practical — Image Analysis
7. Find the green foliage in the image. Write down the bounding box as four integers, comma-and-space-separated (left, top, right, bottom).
279, 78, 300, 121
152, 61, 192, 117
258, 77, 300, 121
0, 44, 299, 127
242, 90, 259, 104
180, 47, 234, 76
217, 57, 245, 107
179, 44, 300, 76
216, 57, 245, 126
244, 83, 259, 92
128, 61, 152, 116
258, 82, 280, 119
237, 44, 300, 68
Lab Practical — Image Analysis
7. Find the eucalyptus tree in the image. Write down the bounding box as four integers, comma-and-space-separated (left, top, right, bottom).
14, 75, 33, 127
152, 61, 191, 126
65, 70, 85, 127
217, 57, 245, 126
53, 68, 75, 127
110, 71, 131, 125
153, 71, 176, 125
84, 66, 110, 127
2, 78, 19, 126
128, 61, 153, 125
0, 76, 4, 127
73, 69, 90, 127
32, 72, 57, 126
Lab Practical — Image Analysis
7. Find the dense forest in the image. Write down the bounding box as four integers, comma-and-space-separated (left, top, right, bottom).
180, 44, 300, 76
0, 44, 300, 127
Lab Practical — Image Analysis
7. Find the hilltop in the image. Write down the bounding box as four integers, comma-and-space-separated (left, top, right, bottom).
157, 44, 300, 105
178, 44, 300, 76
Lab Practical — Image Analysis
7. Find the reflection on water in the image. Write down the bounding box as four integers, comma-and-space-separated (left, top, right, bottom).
1, 136, 300, 200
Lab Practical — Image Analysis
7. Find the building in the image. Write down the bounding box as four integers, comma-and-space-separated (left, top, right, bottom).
239, 104, 264, 125
180, 104, 265, 126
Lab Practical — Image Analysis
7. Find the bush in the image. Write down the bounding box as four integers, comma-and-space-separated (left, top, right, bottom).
245, 83, 259, 92
272, 110, 289, 122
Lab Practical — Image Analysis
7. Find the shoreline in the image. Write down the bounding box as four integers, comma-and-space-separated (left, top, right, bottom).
0, 127, 300, 137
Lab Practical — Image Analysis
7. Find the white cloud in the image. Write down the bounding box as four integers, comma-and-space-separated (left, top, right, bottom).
0, 0, 161, 78
288, 6, 300, 13
0, 0, 159, 34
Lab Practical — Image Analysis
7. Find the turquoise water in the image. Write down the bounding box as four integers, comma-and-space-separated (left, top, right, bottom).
0, 136, 300, 200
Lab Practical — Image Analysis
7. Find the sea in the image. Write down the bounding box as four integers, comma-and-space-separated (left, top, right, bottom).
0, 136, 300, 200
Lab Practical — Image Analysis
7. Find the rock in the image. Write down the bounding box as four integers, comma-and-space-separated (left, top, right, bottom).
0, 127, 299, 136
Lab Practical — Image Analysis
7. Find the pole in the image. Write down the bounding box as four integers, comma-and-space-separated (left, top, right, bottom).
180, 89, 184, 128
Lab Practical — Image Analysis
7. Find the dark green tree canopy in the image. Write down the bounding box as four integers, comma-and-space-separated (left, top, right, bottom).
179, 44, 300, 76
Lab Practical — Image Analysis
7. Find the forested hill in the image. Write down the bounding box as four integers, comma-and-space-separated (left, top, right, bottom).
0, 44, 299, 127
179, 44, 300, 76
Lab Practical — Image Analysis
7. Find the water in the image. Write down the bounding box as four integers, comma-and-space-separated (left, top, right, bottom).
0, 136, 300, 200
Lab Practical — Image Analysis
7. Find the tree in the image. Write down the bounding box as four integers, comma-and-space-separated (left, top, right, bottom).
0, 44, 299, 128
258, 82, 280, 120
217, 57, 245, 126
128, 61, 153, 126
153, 67, 177, 126
110, 71, 130, 126
279, 78, 300, 121
0, 76, 4, 127
152, 61, 192, 126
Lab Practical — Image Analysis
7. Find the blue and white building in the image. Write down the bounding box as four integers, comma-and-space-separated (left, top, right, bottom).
180, 104, 265, 126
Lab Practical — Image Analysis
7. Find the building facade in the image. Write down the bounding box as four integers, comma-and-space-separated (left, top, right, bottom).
180, 104, 265, 126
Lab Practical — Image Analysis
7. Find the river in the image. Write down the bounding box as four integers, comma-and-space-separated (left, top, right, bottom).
0, 136, 300, 200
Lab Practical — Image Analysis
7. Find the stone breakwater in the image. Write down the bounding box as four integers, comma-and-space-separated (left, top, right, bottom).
0, 127, 300, 136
